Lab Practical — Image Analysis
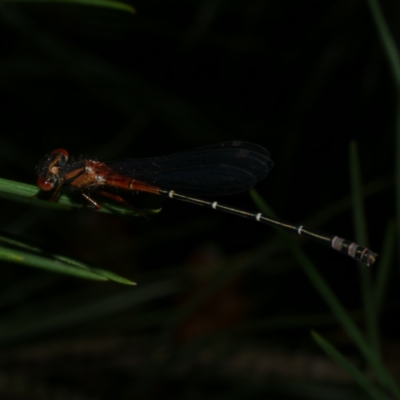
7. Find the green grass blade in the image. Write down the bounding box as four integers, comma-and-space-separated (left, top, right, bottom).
349, 141, 380, 357
0, 0, 136, 13
366, 0, 400, 88
0, 234, 136, 284
375, 221, 396, 314
0, 246, 107, 281
85, 267, 136, 285
0, 177, 160, 216
311, 331, 389, 400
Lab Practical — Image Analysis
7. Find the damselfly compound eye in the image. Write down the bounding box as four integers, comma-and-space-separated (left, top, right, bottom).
51, 148, 69, 159
37, 176, 54, 191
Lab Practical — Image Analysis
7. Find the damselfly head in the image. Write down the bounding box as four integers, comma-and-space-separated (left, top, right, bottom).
36, 148, 69, 191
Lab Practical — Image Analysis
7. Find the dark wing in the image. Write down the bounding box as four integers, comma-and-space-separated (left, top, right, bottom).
107, 141, 274, 196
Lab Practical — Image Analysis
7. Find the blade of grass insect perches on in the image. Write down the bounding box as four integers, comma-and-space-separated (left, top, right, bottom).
250, 190, 400, 398
0, 177, 66, 205
0, 177, 158, 216
0, 233, 136, 284
349, 141, 380, 358
366, 0, 400, 264
0, 177, 80, 209
0, 0, 136, 14
311, 331, 389, 400
374, 221, 396, 315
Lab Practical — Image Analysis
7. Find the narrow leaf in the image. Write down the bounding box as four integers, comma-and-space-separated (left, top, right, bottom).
0, 177, 160, 216
349, 141, 380, 358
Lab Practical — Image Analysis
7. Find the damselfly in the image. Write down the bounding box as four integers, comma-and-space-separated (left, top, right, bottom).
36, 141, 377, 265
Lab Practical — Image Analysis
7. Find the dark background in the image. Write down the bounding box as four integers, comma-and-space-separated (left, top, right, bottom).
0, 0, 397, 399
